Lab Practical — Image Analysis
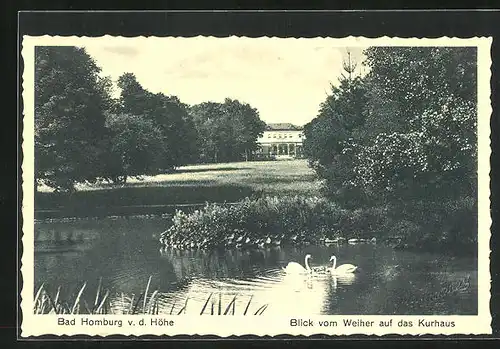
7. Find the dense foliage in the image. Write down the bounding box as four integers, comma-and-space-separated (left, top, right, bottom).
303, 76, 369, 205
190, 99, 266, 162
303, 47, 478, 252
103, 113, 168, 183
116, 73, 199, 170
160, 196, 345, 249
352, 47, 477, 201
35, 46, 113, 191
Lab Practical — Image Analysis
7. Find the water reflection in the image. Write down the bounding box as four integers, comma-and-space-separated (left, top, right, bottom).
331, 274, 357, 289
34, 216, 478, 315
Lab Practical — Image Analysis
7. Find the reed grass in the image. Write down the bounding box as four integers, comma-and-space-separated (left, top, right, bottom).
243, 295, 253, 316
34, 277, 269, 316
200, 292, 213, 315
223, 295, 237, 315
94, 277, 102, 307
169, 298, 177, 315
176, 297, 189, 315
71, 282, 86, 314
143, 275, 152, 313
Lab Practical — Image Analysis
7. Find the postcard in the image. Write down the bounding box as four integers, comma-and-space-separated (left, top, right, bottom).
20, 34, 492, 337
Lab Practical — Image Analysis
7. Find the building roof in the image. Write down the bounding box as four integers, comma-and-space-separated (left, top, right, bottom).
265, 123, 303, 131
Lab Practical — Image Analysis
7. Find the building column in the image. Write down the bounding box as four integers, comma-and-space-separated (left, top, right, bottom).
296, 144, 302, 158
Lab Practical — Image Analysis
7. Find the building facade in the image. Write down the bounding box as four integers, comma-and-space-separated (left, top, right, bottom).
256, 123, 305, 160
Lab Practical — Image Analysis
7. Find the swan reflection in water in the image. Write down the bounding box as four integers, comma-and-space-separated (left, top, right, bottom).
330, 273, 357, 290
156, 248, 360, 315
274, 266, 358, 314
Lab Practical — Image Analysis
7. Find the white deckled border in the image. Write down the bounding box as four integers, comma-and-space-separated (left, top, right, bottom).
20, 35, 492, 338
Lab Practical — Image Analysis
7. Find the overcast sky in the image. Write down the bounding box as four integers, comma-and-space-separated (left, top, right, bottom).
82, 37, 366, 126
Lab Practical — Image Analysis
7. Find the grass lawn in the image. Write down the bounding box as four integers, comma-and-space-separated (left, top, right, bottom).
35, 160, 323, 218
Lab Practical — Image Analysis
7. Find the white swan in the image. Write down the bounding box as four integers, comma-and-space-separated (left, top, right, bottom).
283, 254, 313, 274
329, 255, 357, 274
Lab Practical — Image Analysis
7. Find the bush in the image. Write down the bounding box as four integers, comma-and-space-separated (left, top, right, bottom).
336, 206, 390, 239
383, 195, 477, 254
160, 196, 343, 249
159, 195, 477, 255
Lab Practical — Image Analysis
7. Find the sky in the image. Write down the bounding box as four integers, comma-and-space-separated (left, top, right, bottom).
82, 37, 366, 126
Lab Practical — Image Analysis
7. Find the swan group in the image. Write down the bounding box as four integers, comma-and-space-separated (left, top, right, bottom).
283, 254, 357, 275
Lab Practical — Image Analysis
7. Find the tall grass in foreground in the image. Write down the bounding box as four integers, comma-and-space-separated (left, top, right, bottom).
34, 277, 268, 316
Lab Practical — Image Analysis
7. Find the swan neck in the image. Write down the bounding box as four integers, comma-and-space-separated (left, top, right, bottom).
332, 256, 337, 270
305, 256, 311, 271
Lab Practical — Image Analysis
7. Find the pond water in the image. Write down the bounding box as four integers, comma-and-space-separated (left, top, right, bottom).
34, 216, 477, 316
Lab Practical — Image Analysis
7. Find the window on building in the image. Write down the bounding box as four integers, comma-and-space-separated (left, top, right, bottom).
278, 144, 287, 155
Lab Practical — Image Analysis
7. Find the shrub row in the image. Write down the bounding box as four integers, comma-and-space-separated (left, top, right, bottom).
161, 196, 344, 248
159, 195, 477, 254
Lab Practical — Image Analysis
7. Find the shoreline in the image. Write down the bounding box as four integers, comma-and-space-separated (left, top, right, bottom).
33, 212, 478, 258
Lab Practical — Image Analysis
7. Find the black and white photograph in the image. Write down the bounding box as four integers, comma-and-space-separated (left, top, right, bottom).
20, 33, 492, 336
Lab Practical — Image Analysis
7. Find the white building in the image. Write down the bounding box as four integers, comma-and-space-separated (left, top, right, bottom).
256, 123, 305, 160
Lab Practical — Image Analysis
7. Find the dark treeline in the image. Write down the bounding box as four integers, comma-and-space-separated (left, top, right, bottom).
303, 47, 478, 253
34, 46, 266, 192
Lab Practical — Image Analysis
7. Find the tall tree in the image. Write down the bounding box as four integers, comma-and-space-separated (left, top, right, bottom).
223, 98, 266, 161
303, 67, 368, 204
189, 102, 225, 162
104, 113, 167, 182
35, 46, 113, 191
114, 73, 199, 175
352, 47, 477, 200
116, 72, 150, 115
305, 47, 477, 205
190, 99, 265, 163
145, 93, 199, 167
304, 46, 478, 248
